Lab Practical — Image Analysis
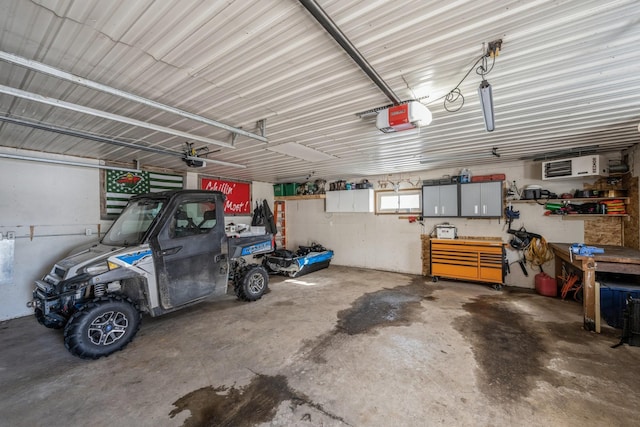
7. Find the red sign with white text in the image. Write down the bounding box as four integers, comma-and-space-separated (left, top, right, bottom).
201, 178, 251, 215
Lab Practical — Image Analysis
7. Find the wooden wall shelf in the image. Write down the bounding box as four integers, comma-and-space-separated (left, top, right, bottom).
274, 194, 326, 201
511, 197, 629, 203
511, 197, 629, 219
560, 214, 629, 220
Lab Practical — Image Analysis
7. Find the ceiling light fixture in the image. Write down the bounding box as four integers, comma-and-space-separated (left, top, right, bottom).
479, 79, 494, 132
477, 40, 501, 132
435, 39, 502, 132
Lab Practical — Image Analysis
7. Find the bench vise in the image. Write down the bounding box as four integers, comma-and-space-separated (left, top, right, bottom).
570, 243, 605, 257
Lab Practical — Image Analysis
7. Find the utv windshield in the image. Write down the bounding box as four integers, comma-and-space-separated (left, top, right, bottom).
102, 198, 165, 246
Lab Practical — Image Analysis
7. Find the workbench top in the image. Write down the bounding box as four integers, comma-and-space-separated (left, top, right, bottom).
549, 242, 640, 265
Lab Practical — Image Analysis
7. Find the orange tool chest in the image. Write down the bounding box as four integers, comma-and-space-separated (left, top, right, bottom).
430, 239, 506, 289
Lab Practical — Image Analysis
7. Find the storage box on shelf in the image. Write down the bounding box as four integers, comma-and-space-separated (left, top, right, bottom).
284, 183, 299, 196
274, 182, 327, 200
273, 184, 285, 197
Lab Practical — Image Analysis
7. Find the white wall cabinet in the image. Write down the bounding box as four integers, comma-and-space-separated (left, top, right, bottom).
325, 189, 374, 212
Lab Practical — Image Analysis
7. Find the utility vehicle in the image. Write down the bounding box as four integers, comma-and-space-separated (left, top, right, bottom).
29, 190, 273, 359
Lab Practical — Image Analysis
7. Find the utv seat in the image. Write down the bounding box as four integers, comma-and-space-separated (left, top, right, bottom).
198, 210, 217, 231
174, 211, 198, 237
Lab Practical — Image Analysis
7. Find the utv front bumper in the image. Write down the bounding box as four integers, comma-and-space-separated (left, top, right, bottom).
30, 280, 75, 315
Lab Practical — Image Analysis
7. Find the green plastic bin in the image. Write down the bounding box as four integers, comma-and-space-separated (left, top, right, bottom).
284, 183, 299, 196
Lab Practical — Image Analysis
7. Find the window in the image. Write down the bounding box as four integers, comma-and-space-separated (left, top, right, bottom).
102, 199, 164, 246
375, 189, 422, 214
170, 201, 217, 238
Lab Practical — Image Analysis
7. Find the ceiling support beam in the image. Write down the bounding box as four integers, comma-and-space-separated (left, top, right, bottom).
0, 115, 181, 157
0, 51, 268, 143
0, 115, 248, 168
0, 84, 234, 149
298, 0, 402, 105
0, 152, 141, 173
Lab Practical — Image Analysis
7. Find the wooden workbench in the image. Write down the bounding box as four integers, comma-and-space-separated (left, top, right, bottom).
549, 242, 640, 332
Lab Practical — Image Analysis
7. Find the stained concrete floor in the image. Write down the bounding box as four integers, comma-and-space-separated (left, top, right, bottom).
1, 265, 639, 427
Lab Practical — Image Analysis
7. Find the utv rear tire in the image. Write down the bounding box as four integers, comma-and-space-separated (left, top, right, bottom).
261, 258, 274, 273
235, 265, 268, 301
64, 296, 141, 359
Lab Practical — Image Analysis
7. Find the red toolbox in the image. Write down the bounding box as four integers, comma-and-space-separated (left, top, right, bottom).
471, 174, 506, 182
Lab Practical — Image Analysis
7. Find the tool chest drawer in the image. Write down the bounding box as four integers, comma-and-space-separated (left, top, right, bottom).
430, 239, 506, 288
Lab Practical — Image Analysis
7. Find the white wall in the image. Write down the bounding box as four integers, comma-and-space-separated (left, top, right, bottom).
283, 158, 625, 289
0, 156, 276, 320
0, 150, 106, 320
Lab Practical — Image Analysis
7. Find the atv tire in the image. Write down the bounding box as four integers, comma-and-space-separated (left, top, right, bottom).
261, 258, 274, 273
64, 295, 141, 359
235, 265, 268, 301
35, 307, 65, 329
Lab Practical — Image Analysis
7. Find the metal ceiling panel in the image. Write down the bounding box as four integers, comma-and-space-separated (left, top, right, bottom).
1, 0, 639, 183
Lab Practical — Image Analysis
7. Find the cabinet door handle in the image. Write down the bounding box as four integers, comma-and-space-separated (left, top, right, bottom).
483, 205, 487, 214
435, 206, 438, 215
474, 205, 479, 214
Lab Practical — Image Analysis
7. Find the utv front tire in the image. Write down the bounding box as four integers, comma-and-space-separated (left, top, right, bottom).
235, 265, 268, 301
35, 308, 65, 329
64, 296, 141, 359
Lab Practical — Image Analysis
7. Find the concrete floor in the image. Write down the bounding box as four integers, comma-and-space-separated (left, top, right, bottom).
1, 265, 639, 427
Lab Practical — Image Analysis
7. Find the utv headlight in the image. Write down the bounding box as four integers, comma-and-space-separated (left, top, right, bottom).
84, 261, 119, 275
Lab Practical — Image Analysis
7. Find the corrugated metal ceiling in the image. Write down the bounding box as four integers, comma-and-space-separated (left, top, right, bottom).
1, 0, 639, 182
